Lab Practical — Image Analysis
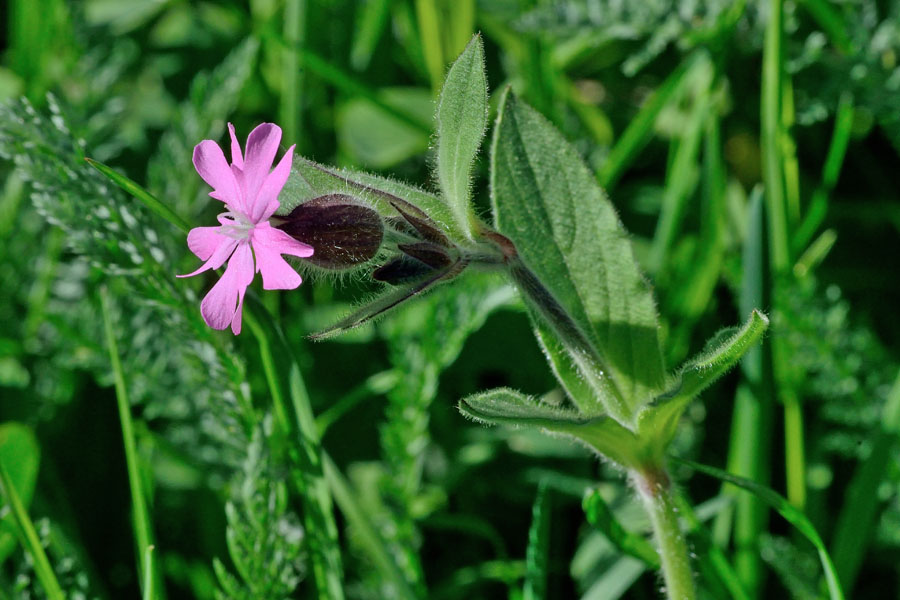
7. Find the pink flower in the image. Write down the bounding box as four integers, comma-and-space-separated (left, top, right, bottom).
178, 123, 313, 334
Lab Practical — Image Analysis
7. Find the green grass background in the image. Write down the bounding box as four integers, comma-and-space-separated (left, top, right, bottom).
1, 0, 900, 598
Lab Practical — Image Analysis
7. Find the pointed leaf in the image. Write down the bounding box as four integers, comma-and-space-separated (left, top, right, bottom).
637, 310, 769, 449
491, 89, 665, 420
458, 388, 641, 468
674, 458, 845, 600
309, 259, 467, 340
677, 309, 769, 399
436, 34, 487, 238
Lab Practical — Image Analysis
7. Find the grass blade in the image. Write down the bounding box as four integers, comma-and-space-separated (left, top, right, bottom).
675, 494, 749, 600
793, 93, 854, 254
321, 453, 418, 600
674, 458, 845, 600
414, 0, 444, 91
761, 0, 790, 272
87, 158, 190, 234
583, 488, 660, 569
711, 189, 774, 596
142, 545, 156, 600
350, 0, 392, 71
100, 286, 161, 599
0, 462, 64, 600
280, 0, 306, 149
830, 370, 900, 594
597, 52, 703, 189
649, 53, 712, 272
524, 482, 551, 600
263, 29, 431, 133
243, 303, 345, 600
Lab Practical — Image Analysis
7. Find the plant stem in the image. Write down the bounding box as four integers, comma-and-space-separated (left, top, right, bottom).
100, 286, 161, 599
0, 462, 64, 600
633, 469, 696, 600
243, 302, 345, 600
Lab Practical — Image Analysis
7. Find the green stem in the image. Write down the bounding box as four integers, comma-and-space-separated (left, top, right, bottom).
100, 286, 161, 599
0, 462, 64, 600
243, 304, 345, 600
761, 0, 790, 273
633, 469, 696, 600
783, 394, 806, 508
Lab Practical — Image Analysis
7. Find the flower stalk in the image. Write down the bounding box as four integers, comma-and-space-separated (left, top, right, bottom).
633, 467, 696, 600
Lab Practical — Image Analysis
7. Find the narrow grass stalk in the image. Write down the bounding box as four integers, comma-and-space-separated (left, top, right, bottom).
0, 462, 64, 600
761, 0, 790, 273
831, 370, 900, 593
711, 191, 773, 597
783, 392, 806, 508
86, 158, 191, 234
243, 303, 345, 600
793, 93, 854, 253
763, 0, 807, 511
674, 493, 749, 600
280, 0, 306, 151
415, 0, 444, 92
99, 286, 161, 600
262, 29, 431, 132
633, 469, 696, 600
649, 56, 711, 272
523, 482, 551, 600
597, 53, 701, 189
142, 545, 156, 600
322, 453, 419, 600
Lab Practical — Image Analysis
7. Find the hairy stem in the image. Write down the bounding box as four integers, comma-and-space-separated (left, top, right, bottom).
633, 468, 696, 600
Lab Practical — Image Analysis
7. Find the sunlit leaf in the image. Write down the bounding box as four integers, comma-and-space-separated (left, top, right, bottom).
436, 34, 487, 238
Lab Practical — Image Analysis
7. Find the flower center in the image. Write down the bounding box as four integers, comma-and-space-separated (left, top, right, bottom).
218, 210, 255, 240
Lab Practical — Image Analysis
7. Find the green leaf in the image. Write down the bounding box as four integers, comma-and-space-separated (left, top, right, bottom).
490, 89, 665, 422
436, 34, 487, 238
284, 157, 470, 245
86, 158, 190, 234
637, 310, 769, 449
674, 458, 845, 600
0, 423, 40, 564
309, 259, 467, 340
458, 388, 641, 468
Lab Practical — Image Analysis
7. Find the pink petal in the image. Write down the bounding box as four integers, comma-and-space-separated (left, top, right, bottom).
241, 123, 282, 205
228, 123, 244, 169
193, 140, 240, 208
186, 226, 227, 261
253, 244, 302, 290
250, 144, 295, 222
252, 223, 313, 290
253, 222, 314, 258
200, 243, 255, 333
231, 285, 247, 335
177, 234, 238, 278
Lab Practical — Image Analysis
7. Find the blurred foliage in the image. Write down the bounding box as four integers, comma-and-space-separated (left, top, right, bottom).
1, 0, 899, 598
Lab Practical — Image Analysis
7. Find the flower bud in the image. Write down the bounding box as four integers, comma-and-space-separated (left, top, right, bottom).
277, 194, 384, 270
